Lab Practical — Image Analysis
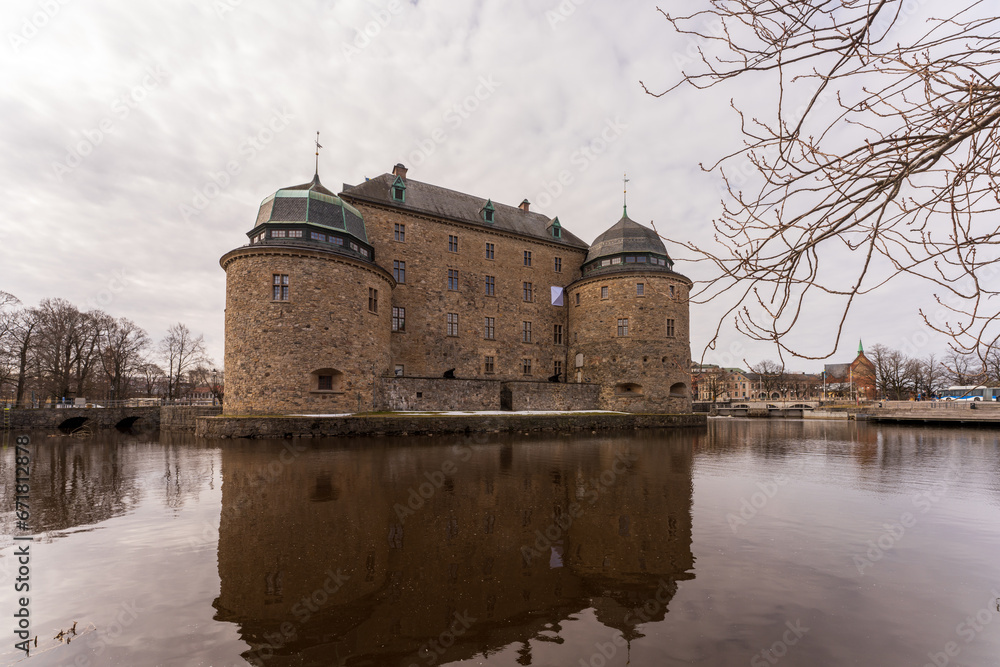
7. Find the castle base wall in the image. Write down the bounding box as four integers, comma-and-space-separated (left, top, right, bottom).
375, 377, 601, 412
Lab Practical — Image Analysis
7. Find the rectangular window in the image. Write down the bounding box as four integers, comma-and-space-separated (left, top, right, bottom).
626, 256, 636, 263
394, 364, 404, 376
311, 232, 325, 241
666, 318, 676, 337
670, 285, 676, 298
485, 275, 495, 296
393, 260, 406, 283
288, 230, 303, 238
522, 358, 532, 376
485, 242, 495, 260
524, 250, 532, 266
523, 281, 533, 302
637, 283, 644, 296
484, 356, 495, 374
368, 288, 378, 313
447, 313, 459, 337
272, 274, 289, 301
350, 242, 359, 251
611, 257, 622, 265
554, 257, 562, 273
484, 317, 495, 340
575, 293, 580, 306
618, 318, 629, 337
522, 321, 532, 343
394, 223, 405, 242
330, 236, 344, 246
448, 269, 459, 291
271, 229, 286, 238
554, 360, 563, 378
392, 306, 405, 332
318, 375, 333, 390
601, 286, 609, 299
554, 324, 563, 344
448, 235, 459, 252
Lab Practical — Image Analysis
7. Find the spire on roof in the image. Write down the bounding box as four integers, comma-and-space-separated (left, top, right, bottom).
858, 339, 864, 354
623, 172, 629, 217
314, 131, 323, 177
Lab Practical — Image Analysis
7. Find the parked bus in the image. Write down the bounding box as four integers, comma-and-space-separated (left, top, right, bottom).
938, 385, 1000, 401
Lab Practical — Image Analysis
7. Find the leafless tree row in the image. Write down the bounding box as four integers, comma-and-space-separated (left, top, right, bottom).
0, 291, 219, 405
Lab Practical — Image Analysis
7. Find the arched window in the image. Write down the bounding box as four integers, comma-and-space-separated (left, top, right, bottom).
616, 383, 643, 395
669, 382, 688, 398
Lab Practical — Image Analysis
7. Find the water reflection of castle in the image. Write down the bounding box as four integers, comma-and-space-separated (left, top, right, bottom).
212, 433, 696, 666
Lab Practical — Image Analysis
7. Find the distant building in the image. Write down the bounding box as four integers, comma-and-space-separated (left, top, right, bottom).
823, 341, 876, 400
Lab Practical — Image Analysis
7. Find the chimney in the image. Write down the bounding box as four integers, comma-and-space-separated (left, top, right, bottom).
392, 163, 408, 179
519, 199, 530, 212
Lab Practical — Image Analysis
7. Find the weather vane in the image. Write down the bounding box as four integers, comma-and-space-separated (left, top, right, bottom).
315, 131, 323, 176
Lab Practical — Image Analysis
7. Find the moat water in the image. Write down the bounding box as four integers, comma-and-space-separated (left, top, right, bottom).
1, 420, 999, 667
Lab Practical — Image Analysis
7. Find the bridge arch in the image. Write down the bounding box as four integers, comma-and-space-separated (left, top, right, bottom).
58, 416, 90, 433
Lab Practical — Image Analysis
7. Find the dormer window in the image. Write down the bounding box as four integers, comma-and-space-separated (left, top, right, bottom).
481, 199, 495, 223
391, 176, 406, 203
550, 217, 562, 238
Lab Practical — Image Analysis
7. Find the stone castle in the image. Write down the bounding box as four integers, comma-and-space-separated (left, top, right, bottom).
220, 163, 693, 414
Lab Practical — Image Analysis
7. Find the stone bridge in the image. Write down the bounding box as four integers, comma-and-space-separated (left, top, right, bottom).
700, 401, 820, 418
3, 406, 225, 432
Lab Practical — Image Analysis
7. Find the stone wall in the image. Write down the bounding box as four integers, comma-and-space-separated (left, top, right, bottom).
6, 406, 161, 431
567, 272, 692, 413
375, 376, 601, 411
160, 406, 223, 431
351, 200, 588, 382
221, 246, 394, 414
196, 412, 706, 438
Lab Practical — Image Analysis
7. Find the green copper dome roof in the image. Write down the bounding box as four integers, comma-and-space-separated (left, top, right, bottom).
584, 214, 670, 264
255, 174, 368, 243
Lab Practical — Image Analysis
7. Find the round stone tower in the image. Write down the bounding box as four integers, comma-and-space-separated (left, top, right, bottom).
220, 174, 394, 415
566, 212, 692, 412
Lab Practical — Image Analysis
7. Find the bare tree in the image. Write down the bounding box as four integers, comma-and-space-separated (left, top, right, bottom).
869, 344, 913, 400
159, 323, 207, 399
647, 2, 1000, 363
749, 360, 784, 399
0, 291, 20, 396
137, 362, 165, 398
98, 316, 150, 401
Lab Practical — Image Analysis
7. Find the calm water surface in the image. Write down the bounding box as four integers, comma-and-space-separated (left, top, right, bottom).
1, 420, 999, 666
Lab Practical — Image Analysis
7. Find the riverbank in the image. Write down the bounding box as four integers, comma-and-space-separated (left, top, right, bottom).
195, 411, 707, 439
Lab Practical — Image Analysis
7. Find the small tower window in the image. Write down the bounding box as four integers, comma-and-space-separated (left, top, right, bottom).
273, 274, 289, 301
391, 176, 406, 202
550, 217, 562, 239
617, 319, 629, 337
637, 283, 645, 296
482, 199, 495, 223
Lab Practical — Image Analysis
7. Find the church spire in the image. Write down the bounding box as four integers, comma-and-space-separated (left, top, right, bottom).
858, 339, 864, 354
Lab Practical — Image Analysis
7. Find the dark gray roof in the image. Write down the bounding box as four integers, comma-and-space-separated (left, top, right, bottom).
585, 214, 669, 263
255, 174, 368, 243
341, 173, 588, 248
823, 363, 852, 381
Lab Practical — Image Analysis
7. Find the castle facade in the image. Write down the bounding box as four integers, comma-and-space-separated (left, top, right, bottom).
220, 163, 693, 414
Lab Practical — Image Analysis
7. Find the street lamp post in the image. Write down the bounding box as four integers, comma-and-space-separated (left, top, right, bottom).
212, 369, 218, 406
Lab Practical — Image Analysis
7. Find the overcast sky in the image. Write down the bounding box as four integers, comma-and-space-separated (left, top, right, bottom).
1, 0, 948, 372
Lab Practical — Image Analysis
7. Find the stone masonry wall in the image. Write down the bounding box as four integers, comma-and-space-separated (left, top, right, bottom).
222, 246, 394, 414
349, 199, 588, 383
375, 376, 602, 412
567, 272, 692, 413
160, 406, 223, 431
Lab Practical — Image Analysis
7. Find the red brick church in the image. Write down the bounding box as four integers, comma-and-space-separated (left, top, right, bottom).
823, 341, 876, 400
